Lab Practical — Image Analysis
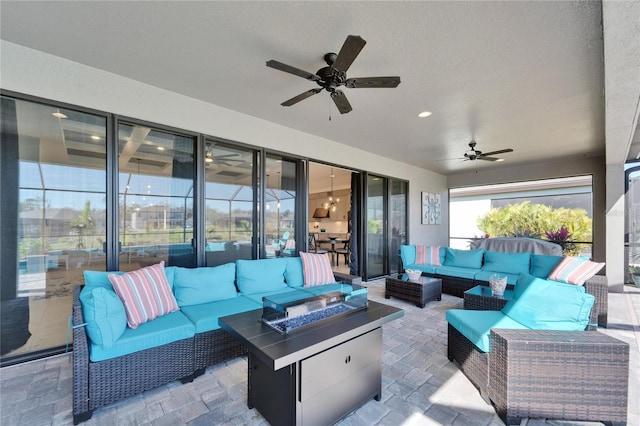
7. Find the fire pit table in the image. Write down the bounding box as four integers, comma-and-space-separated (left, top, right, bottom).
219, 289, 403, 426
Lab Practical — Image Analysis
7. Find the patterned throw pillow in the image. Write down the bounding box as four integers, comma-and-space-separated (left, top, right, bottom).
299, 252, 335, 287
415, 245, 440, 266
284, 239, 295, 250
108, 261, 179, 329
547, 257, 605, 286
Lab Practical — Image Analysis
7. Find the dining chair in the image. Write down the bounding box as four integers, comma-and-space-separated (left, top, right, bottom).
307, 233, 328, 254
335, 238, 350, 266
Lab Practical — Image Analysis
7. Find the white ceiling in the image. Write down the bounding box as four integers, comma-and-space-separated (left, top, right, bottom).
1, 1, 637, 175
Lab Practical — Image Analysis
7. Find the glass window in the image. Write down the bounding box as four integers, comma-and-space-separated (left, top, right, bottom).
265, 156, 297, 258
204, 141, 255, 266
1, 96, 106, 363
118, 123, 195, 269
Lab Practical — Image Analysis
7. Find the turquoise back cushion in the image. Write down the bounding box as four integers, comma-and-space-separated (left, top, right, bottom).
502, 273, 594, 330
173, 263, 237, 306
284, 257, 304, 287
84, 266, 176, 290
79, 286, 127, 348
482, 250, 531, 274
530, 254, 564, 278
400, 245, 416, 267
443, 248, 484, 269
236, 258, 288, 294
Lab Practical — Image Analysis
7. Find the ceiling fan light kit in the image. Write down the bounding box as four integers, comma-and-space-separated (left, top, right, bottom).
266, 35, 401, 114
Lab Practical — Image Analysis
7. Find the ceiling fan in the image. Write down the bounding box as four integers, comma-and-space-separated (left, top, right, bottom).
437, 141, 514, 163
266, 35, 401, 114
461, 141, 513, 162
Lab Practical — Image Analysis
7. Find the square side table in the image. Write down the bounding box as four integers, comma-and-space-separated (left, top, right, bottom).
463, 285, 513, 311
385, 274, 441, 308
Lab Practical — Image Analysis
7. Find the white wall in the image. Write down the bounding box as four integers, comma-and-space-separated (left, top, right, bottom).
1, 41, 450, 247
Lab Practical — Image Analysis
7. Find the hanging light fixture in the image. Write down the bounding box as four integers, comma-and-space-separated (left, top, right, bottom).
324, 168, 340, 212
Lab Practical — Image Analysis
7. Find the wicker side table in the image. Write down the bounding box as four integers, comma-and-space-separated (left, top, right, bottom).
463, 285, 513, 311
489, 329, 629, 425
385, 274, 442, 308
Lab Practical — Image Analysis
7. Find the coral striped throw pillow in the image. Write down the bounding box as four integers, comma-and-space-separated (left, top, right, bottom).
299, 252, 335, 287
108, 261, 179, 329
547, 257, 605, 286
416, 245, 440, 266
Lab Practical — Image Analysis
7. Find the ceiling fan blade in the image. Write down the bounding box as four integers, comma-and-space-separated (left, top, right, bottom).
436, 157, 466, 162
478, 156, 501, 162
479, 148, 513, 157
281, 88, 323, 107
332, 35, 366, 74
266, 60, 321, 82
331, 90, 352, 114
345, 76, 401, 88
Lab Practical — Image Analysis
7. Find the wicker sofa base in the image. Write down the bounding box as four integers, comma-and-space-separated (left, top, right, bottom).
194, 328, 247, 377
447, 324, 489, 400
448, 325, 629, 425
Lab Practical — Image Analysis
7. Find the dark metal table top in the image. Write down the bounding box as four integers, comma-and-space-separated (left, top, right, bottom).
219, 300, 404, 371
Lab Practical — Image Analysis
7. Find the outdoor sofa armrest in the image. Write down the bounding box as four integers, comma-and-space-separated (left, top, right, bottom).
584, 274, 608, 327
333, 272, 363, 289
72, 285, 91, 424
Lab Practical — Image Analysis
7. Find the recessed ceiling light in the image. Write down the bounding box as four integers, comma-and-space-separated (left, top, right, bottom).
418, 111, 432, 118
157, 146, 165, 151
496, 158, 505, 162
52, 112, 67, 119
91, 135, 100, 140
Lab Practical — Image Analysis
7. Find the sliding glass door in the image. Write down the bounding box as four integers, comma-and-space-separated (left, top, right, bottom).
204, 141, 256, 266
366, 175, 386, 278
117, 123, 196, 269
1, 95, 107, 363
364, 174, 408, 280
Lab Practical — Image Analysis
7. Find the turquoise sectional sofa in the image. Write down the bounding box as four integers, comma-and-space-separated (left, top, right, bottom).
72, 257, 362, 424
399, 244, 608, 327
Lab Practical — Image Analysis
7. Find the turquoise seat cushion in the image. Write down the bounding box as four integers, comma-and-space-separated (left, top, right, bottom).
443, 248, 484, 269
89, 311, 195, 362
501, 273, 594, 331
530, 254, 564, 278
236, 258, 288, 294
400, 245, 416, 267
301, 283, 354, 296
241, 288, 311, 305
173, 263, 237, 306
84, 266, 176, 290
446, 309, 528, 353
79, 286, 127, 348
474, 270, 520, 285
434, 265, 479, 280
180, 296, 261, 333
404, 263, 438, 274
284, 257, 305, 287
481, 250, 531, 275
